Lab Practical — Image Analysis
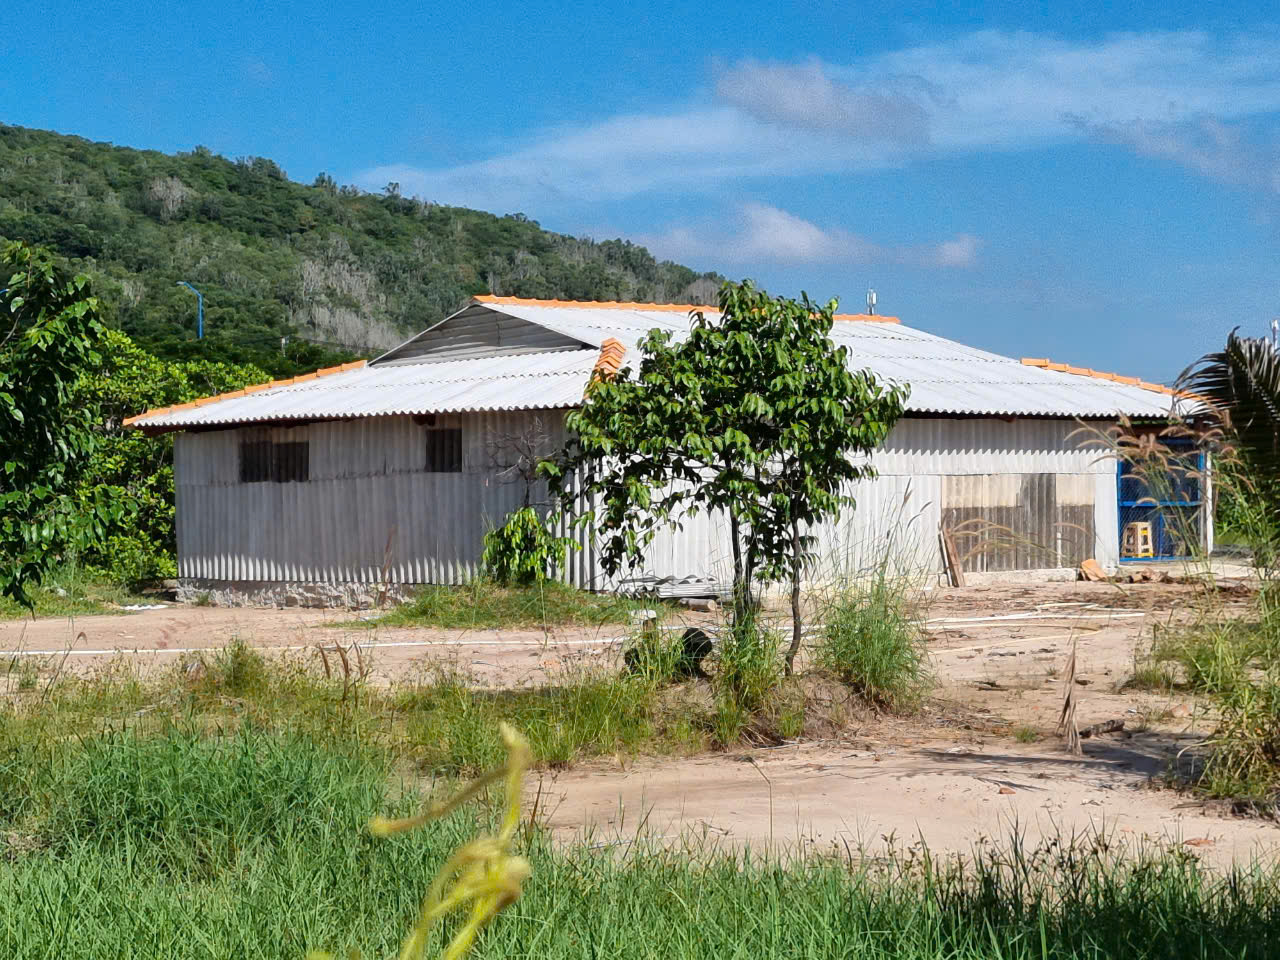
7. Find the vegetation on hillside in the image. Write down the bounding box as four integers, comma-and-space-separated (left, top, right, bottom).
0, 124, 723, 374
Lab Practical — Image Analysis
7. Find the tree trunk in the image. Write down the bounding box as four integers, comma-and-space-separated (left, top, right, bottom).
728, 512, 747, 625
784, 515, 803, 675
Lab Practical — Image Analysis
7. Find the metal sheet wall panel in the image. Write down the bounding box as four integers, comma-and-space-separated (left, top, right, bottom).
176, 415, 1121, 586
176, 411, 569, 584
875, 418, 1115, 476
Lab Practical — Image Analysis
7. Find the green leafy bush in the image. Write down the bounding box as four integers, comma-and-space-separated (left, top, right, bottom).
481, 507, 574, 586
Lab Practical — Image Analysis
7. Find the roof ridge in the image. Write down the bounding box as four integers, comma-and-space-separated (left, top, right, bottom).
832, 313, 900, 324
123, 360, 368, 428
1020, 357, 1181, 397
474, 295, 713, 313
474, 295, 901, 324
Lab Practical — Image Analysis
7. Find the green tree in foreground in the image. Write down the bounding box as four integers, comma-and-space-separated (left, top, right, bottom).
544, 280, 907, 671
0, 241, 115, 605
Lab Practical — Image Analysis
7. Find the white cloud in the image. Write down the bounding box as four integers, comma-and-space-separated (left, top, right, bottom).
714, 58, 931, 144
1066, 114, 1280, 195
356, 29, 1280, 210
638, 204, 980, 269
933, 233, 982, 268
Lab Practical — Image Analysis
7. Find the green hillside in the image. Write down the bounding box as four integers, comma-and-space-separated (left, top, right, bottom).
0, 124, 723, 373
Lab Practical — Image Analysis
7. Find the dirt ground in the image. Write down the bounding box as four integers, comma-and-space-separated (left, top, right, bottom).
4, 578, 1278, 868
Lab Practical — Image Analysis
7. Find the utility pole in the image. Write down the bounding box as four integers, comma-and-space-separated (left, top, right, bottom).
176, 281, 204, 339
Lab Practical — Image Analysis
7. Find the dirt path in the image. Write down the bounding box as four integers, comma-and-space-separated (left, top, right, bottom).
0, 605, 638, 686
537, 739, 1280, 869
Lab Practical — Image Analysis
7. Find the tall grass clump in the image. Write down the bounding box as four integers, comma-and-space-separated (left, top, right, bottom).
709, 607, 783, 744
815, 572, 930, 711
397, 665, 705, 774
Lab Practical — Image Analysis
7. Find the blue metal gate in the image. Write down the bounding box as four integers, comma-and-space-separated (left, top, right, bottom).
1117, 446, 1204, 561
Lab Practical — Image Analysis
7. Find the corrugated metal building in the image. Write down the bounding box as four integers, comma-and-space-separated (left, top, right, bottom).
126, 296, 1196, 604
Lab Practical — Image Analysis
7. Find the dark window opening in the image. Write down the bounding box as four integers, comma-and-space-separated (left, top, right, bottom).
425, 428, 463, 473
239, 440, 274, 483
239, 440, 310, 483
272, 442, 309, 483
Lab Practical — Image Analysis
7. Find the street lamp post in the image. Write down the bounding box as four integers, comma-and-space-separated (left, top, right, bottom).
176, 281, 204, 339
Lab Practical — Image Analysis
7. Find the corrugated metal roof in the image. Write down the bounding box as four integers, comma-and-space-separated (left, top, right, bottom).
130, 349, 600, 429
128, 299, 1182, 429
488, 302, 1182, 419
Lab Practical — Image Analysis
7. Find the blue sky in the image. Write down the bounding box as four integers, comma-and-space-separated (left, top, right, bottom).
3, 1, 1278, 381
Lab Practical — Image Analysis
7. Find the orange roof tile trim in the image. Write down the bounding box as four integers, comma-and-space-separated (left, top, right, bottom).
475, 294, 713, 313
832, 313, 899, 324
123, 360, 367, 427
585, 338, 626, 396
1020, 357, 1180, 397
474, 294, 899, 322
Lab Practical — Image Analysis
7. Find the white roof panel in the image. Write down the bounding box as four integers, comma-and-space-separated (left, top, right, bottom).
130, 349, 599, 429
128, 300, 1182, 429
490, 302, 1181, 419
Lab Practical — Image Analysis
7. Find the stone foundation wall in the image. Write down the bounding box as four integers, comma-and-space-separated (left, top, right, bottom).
177, 579, 417, 609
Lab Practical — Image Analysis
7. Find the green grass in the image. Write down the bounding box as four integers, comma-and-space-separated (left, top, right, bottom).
1013, 724, 1040, 744
0, 567, 152, 619
3, 717, 1279, 959
1145, 596, 1280, 805
395, 665, 704, 774
0, 642, 708, 780
368, 579, 663, 630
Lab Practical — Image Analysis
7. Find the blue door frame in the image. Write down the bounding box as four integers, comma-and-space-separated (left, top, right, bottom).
1116, 446, 1204, 562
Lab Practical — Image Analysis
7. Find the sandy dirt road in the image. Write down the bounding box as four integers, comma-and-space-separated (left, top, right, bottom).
537, 737, 1279, 870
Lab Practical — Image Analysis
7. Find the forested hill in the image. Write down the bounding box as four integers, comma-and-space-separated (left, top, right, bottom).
0, 124, 724, 373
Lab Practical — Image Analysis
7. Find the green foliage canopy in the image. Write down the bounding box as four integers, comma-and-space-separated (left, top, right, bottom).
544, 280, 908, 627
0, 242, 115, 604
1179, 330, 1280, 574
73, 330, 269, 586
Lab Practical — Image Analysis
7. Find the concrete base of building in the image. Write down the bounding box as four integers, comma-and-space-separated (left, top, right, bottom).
177, 579, 417, 609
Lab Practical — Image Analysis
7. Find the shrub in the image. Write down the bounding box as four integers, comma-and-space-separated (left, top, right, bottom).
481, 507, 574, 586
815, 576, 930, 711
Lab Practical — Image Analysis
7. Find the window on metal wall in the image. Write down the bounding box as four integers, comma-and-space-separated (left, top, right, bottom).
425, 428, 463, 473
239, 440, 310, 483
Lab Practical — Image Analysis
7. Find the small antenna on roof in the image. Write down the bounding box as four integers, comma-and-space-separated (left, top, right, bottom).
866, 288, 877, 316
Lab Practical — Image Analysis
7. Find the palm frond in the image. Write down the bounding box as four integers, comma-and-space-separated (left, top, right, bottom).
1177, 329, 1280, 472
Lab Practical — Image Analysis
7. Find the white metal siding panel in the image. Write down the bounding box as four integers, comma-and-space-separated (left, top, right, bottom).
1093, 472, 1120, 567
876, 418, 1116, 476
176, 411, 569, 584
176, 414, 1122, 588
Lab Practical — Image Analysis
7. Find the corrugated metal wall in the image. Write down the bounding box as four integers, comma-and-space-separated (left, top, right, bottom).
175, 415, 1122, 586
176, 411, 569, 583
